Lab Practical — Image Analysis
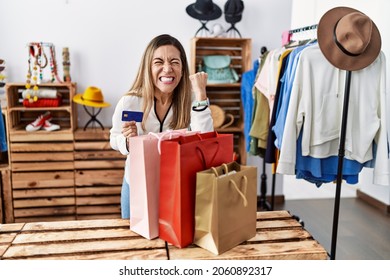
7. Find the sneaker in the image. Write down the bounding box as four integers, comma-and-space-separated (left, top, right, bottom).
42, 119, 60, 131
25, 112, 51, 131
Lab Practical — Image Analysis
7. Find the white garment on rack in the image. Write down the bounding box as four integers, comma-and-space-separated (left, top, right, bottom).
276, 44, 389, 186
254, 47, 285, 119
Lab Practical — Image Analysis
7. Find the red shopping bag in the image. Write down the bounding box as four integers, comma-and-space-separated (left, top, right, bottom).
158, 131, 234, 248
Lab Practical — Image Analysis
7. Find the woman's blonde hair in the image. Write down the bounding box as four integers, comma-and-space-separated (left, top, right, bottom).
126, 34, 192, 131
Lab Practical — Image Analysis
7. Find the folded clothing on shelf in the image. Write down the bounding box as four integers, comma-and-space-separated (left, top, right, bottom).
23, 96, 62, 107
22, 89, 58, 99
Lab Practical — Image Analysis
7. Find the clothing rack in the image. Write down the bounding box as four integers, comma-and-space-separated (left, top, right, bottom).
330, 70, 352, 260
281, 23, 348, 259
260, 24, 319, 223
288, 24, 318, 34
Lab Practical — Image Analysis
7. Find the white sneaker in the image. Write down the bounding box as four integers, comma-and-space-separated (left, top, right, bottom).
42, 119, 60, 131
25, 113, 48, 131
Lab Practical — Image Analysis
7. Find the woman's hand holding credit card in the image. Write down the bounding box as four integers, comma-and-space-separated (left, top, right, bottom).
121, 111, 143, 141
121, 111, 143, 122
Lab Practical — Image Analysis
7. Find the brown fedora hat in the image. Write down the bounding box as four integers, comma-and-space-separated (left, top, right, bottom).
317, 6, 381, 71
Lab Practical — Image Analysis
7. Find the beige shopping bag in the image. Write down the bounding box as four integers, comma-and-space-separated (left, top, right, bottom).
194, 161, 257, 255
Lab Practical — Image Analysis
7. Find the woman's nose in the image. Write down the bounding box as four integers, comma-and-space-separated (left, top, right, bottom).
162, 63, 172, 73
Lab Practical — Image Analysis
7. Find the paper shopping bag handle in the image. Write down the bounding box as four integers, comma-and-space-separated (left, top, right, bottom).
196, 141, 220, 168
229, 176, 248, 207
149, 130, 187, 154
211, 163, 229, 176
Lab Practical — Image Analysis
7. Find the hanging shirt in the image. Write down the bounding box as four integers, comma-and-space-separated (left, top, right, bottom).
241, 59, 259, 152
272, 43, 314, 150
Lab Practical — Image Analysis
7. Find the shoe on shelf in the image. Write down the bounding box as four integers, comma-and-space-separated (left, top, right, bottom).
25, 112, 51, 132
42, 119, 60, 131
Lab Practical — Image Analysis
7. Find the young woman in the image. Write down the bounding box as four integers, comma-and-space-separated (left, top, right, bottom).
110, 34, 213, 218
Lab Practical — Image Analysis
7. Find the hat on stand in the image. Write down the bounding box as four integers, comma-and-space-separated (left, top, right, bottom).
186, 0, 222, 21
224, 0, 244, 24
73, 86, 110, 108
317, 6, 381, 71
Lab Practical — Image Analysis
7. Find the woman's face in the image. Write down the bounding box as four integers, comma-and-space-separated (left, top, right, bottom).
151, 45, 183, 95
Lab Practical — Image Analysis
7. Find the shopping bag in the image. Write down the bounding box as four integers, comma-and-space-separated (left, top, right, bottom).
194, 161, 257, 255
159, 131, 234, 248
128, 129, 193, 239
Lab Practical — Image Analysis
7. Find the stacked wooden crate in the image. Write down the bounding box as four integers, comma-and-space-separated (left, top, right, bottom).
74, 128, 125, 220
5, 83, 77, 222
190, 37, 252, 164
0, 109, 9, 223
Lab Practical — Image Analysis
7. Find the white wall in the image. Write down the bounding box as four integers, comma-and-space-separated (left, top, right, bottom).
0, 0, 292, 198
0, 0, 291, 127
290, 0, 390, 204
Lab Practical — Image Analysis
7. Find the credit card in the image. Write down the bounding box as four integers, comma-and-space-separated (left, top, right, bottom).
121, 111, 143, 122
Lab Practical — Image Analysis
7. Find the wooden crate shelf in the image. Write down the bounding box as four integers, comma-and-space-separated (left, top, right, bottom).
5, 82, 76, 138
0, 211, 328, 260
74, 128, 125, 220
190, 37, 252, 164
10, 170, 76, 222
4, 82, 77, 223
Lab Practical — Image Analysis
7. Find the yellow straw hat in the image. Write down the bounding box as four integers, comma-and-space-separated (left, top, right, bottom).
73, 86, 110, 108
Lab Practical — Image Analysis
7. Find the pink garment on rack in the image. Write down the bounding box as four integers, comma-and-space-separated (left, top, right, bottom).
281, 30, 291, 46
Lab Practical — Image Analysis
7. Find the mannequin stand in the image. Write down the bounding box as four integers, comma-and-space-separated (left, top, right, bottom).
258, 159, 271, 210
330, 70, 352, 260
226, 23, 242, 38
194, 20, 210, 37
82, 105, 104, 130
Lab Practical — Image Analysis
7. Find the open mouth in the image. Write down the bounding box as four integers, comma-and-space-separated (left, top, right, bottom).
159, 76, 174, 83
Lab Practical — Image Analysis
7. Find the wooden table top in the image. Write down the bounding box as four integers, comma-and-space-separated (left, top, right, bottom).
0, 210, 328, 260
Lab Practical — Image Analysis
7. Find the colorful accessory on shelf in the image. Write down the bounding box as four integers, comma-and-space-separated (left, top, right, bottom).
73, 86, 111, 108
25, 42, 63, 99
25, 43, 41, 103
209, 104, 235, 129
202, 55, 239, 84
62, 47, 71, 82
49, 44, 62, 83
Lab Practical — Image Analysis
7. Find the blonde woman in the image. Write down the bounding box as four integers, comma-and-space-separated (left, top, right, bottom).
110, 34, 213, 218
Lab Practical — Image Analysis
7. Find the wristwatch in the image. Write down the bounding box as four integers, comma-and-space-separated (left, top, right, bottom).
192, 98, 210, 108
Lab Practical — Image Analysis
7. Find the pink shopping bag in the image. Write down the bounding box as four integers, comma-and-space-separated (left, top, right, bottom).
128, 129, 194, 239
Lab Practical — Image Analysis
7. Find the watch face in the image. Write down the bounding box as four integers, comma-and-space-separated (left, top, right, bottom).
209, 105, 225, 128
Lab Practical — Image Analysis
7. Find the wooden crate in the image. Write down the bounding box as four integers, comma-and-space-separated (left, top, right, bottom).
190, 37, 252, 78
0, 211, 327, 260
168, 210, 328, 260
8, 132, 75, 222
0, 109, 9, 168
11, 170, 76, 223
74, 128, 125, 220
0, 219, 167, 260
5, 82, 76, 138
190, 38, 252, 164
0, 169, 13, 223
